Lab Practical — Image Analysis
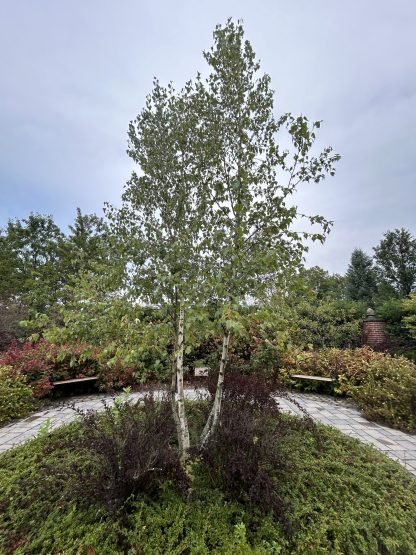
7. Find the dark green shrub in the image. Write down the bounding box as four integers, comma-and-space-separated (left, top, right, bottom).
0, 365, 35, 423
289, 299, 366, 349
403, 292, 416, 340
194, 301, 366, 377
403, 350, 416, 363
377, 298, 416, 352
377, 298, 408, 338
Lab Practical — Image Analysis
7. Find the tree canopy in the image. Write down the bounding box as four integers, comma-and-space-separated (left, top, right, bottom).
346, 248, 377, 305
0, 210, 111, 317
374, 228, 416, 297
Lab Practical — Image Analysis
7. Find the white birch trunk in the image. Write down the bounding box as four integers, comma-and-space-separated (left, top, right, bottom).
171, 336, 182, 454
173, 305, 190, 459
200, 329, 230, 448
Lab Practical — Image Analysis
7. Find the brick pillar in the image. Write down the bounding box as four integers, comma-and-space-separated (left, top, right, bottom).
362, 308, 388, 351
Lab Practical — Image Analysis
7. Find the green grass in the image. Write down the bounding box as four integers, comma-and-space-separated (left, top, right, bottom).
0, 412, 415, 554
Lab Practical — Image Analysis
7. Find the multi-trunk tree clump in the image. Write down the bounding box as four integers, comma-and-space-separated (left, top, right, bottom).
108, 19, 340, 457
106, 79, 210, 455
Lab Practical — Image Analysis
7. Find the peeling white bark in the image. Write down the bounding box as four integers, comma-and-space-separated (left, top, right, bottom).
200, 329, 230, 448
171, 338, 182, 454
173, 305, 190, 459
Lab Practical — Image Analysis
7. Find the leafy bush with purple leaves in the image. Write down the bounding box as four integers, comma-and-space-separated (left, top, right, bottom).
201, 373, 317, 529
66, 394, 189, 515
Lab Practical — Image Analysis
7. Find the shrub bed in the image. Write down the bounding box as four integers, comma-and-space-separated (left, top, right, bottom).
191, 302, 366, 377
0, 341, 55, 398
0, 393, 415, 554
283, 347, 416, 431
0, 340, 137, 399
350, 356, 416, 431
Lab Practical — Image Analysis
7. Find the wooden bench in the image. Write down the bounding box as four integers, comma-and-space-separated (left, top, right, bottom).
52, 376, 98, 386
290, 374, 335, 383
194, 367, 209, 377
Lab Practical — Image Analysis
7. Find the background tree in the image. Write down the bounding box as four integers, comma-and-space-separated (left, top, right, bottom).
374, 228, 416, 297
346, 248, 377, 304
0, 234, 22, 300
0, 214, 65, 314
298, 266, 346, 301
198, 20, 340, 445
0, 300, 28, 351
0, 215, 64, 346
0, 209, 113, 345
61, 208, 110, 284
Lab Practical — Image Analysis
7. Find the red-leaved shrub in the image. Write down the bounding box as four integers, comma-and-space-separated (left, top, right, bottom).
207, 371, 284, 410
97, 362, 136, 391
0, 340, 127, 397
0, 340, 55, 398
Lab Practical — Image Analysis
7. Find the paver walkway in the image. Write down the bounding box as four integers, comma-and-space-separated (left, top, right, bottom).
1, 390, 415, 476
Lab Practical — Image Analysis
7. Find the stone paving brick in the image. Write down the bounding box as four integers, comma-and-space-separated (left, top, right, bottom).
377, 428, 401, 436
1, 427, 27, 433
376, 438, 396, 446
0, 435, 20, 445
393, 440, 416, 450
364, 429, 388, 439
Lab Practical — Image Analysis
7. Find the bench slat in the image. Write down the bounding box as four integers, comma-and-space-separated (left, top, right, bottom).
53, 376, 98, 385
290, 374, 335, 383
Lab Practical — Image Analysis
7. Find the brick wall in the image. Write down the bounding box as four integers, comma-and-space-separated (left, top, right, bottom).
362, 320, 388, 351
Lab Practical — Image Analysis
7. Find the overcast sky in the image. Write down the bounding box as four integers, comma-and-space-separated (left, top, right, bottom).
1, 0, 415, 274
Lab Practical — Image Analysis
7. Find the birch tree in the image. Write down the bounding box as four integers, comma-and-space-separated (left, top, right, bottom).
106, 80, 207, 458
199, 20, 340, 446
107, 19, 340, 455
